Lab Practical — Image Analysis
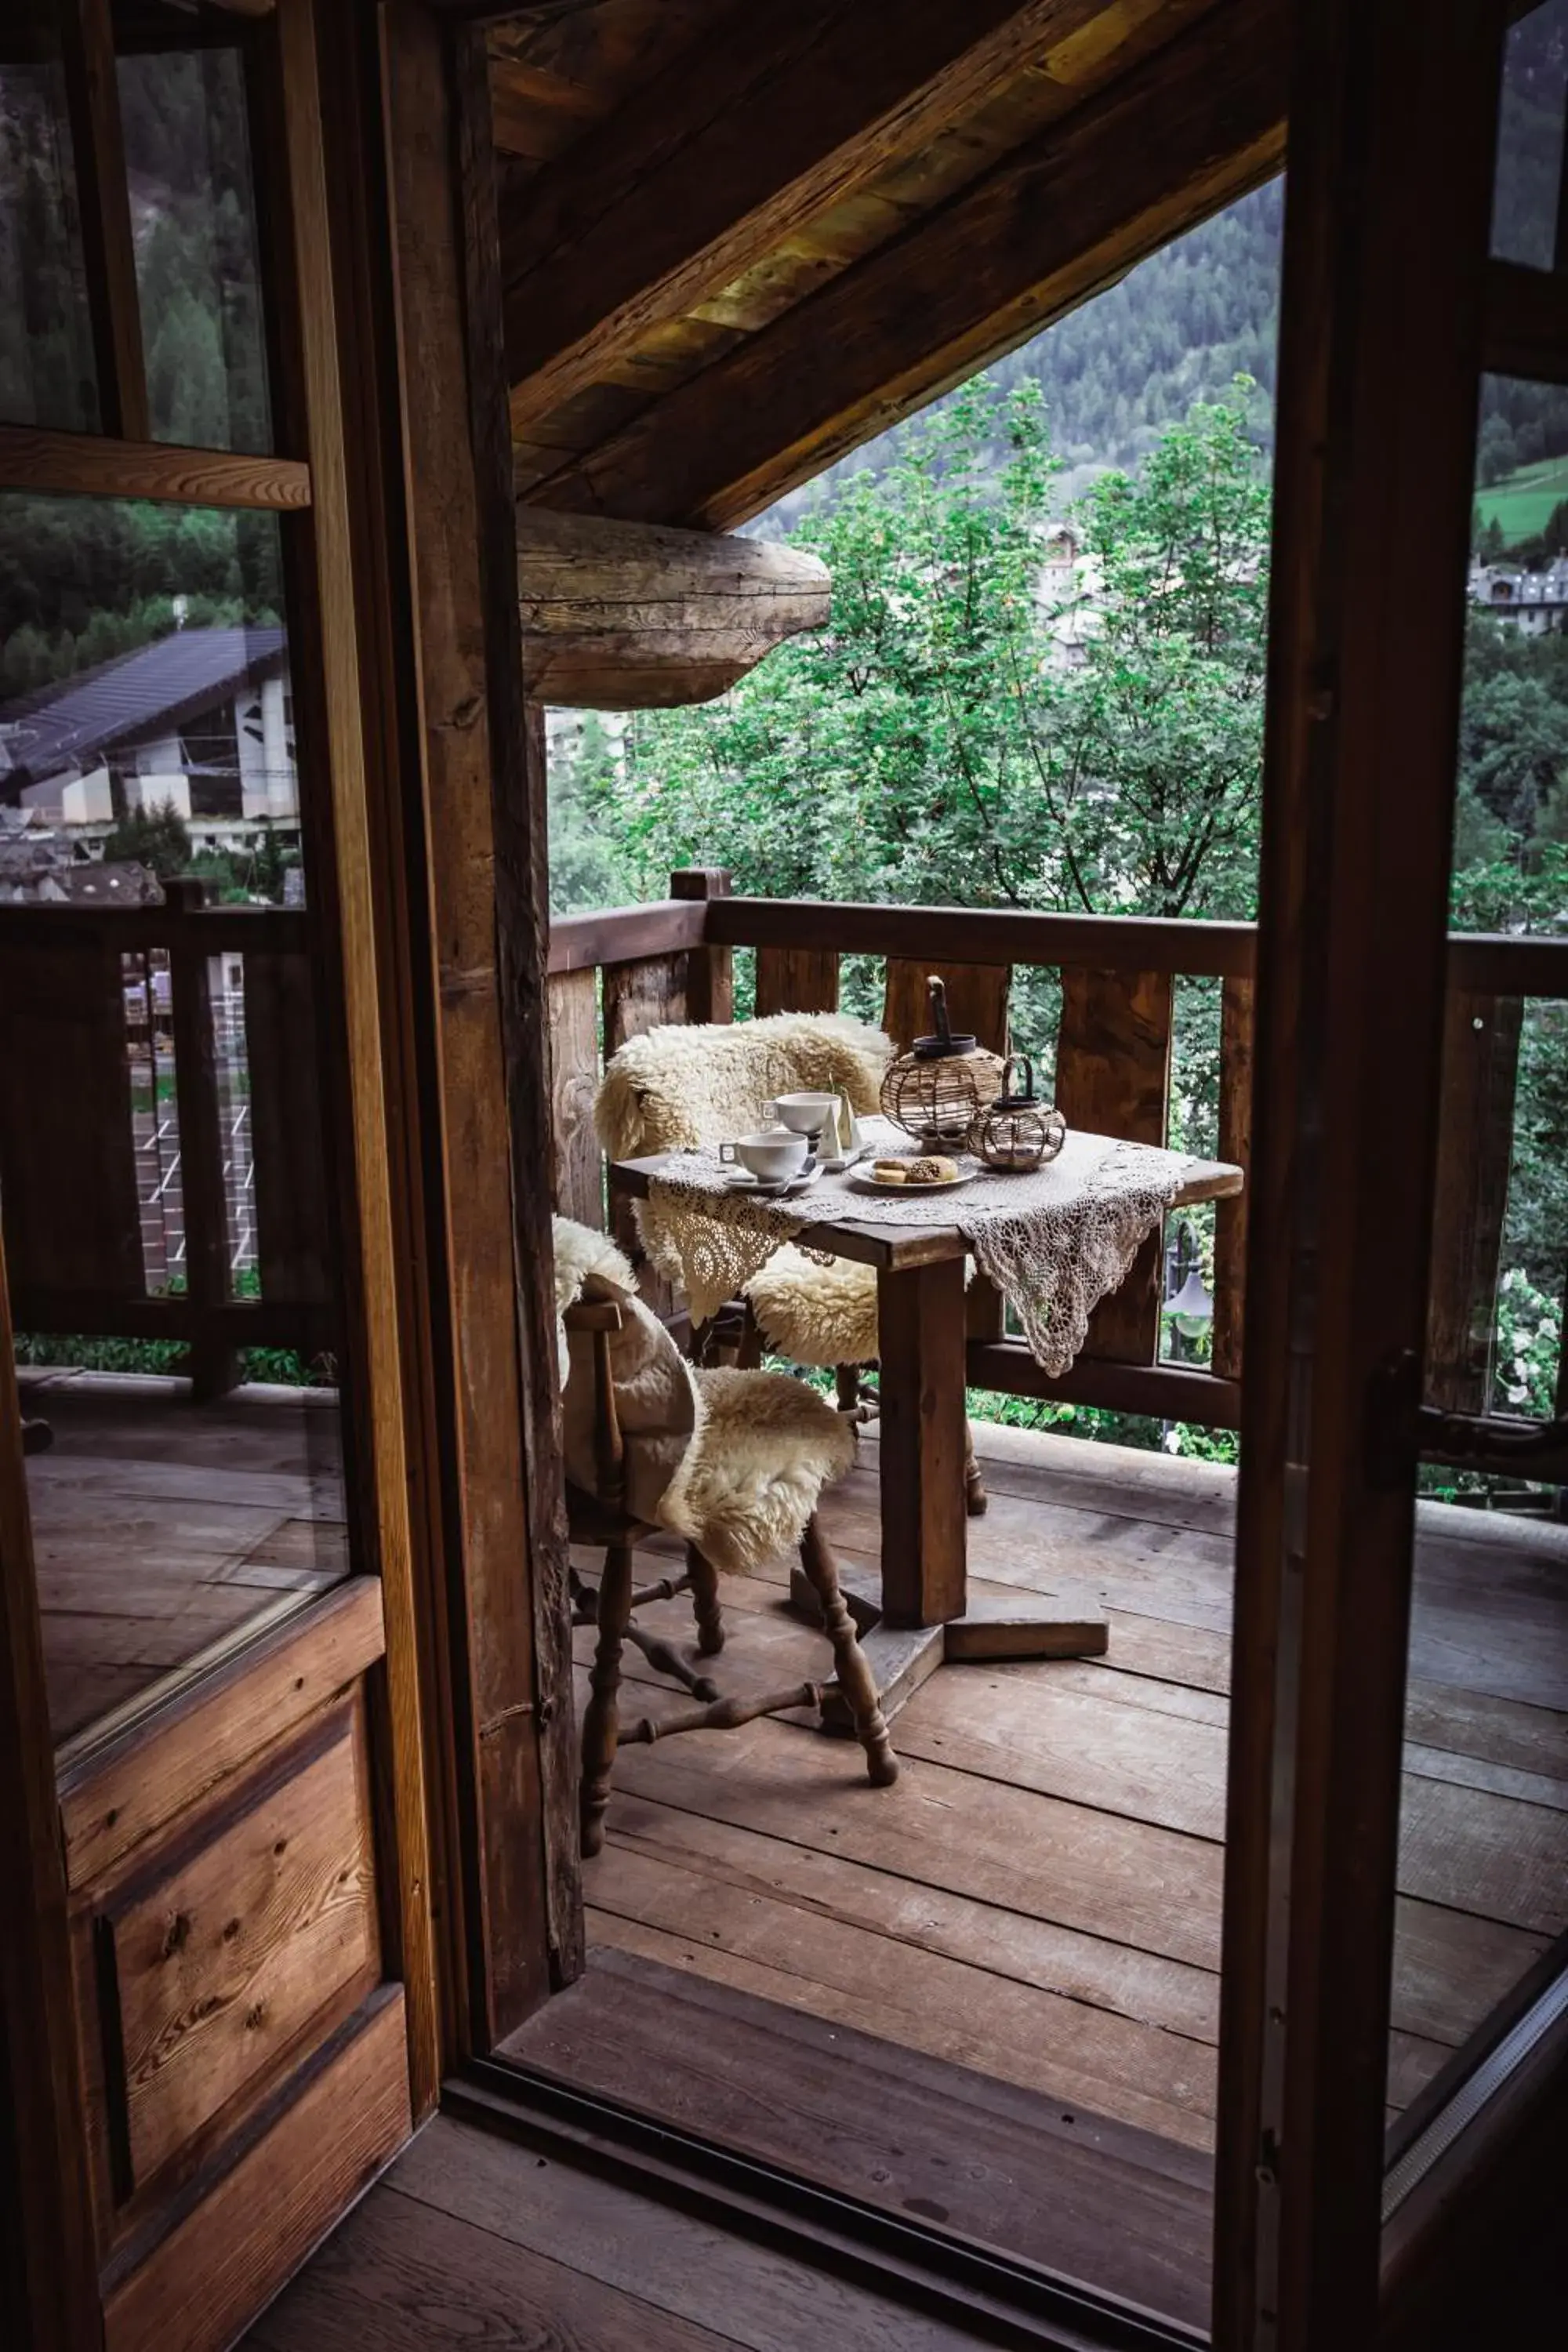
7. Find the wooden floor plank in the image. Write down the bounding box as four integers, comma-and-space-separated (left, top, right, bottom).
506, 1944, 1213, 2329
391, 2117, 1021, 2352
246, 2179, 754, 2352
590, 1840, 1220, 2147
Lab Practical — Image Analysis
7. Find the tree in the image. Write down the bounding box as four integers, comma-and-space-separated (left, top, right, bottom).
103, 800, 192, 878
618, 379, 1272, 926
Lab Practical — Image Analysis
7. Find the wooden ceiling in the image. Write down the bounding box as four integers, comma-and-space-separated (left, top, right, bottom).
492, 0, 1290, 531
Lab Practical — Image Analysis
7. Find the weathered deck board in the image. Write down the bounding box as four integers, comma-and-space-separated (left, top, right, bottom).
551, 1419, 1566, 2210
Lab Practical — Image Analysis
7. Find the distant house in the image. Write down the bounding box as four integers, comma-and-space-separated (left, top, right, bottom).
0, 809, 162, 906
1467, 557, 1568, 633
0, 625, 298, 851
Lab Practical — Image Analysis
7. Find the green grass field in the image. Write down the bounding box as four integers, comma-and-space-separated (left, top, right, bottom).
1474, 452, 1568, 546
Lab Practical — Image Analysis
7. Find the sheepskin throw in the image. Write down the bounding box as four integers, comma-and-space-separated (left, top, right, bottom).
639, 1119, 1202, 1378
595, 1013, 892, 1330
552, 1214, 855, 1573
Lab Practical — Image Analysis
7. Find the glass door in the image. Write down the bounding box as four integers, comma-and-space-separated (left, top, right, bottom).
1215, 5, 1567, 2349
0, 5, 436, 2345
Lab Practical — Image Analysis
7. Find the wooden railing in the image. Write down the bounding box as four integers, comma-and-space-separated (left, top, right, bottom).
0, 881, 332, 1393
550, 869, 1568, 1434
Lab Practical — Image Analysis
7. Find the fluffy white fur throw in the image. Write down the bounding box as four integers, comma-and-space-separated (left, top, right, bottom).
594, 1013, 892, 1348
552, 1214, 854, 1573
594, 1011, 891, 1160
747, 1245, 880, 1370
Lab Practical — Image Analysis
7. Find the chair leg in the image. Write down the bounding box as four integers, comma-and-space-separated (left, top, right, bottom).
798, 1515, 897, 1788
685, 1542, 725, 1656
964, 1422, 989, 1516
580, 1540, 634, 1859
735, 1301, 764, 1371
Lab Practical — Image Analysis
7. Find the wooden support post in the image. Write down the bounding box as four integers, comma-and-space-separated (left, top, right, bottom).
670, 867, 733, 1026
603, 951, 689, 1317
881, 958, 1010, 1057
874, 1255, 968, 1627
1425, 990, 1523, 1412
1212, 975, 1254, 1382
546, 967, 604, 1228
754, 946, 840, 1018
1054, 966, 1174, 1364
163, 881, 238, 1399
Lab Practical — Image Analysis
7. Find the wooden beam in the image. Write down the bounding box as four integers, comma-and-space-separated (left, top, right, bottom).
451, 22, 585, 2001
524, 0, 1288, 529
501, 0, 1114, 435
0, 426, 311, 508
517, 507, 828, 706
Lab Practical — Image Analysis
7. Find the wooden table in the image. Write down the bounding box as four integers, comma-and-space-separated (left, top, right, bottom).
615, 1148, 1243, 1720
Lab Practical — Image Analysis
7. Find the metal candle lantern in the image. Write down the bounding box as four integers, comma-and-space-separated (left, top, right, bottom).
879, 976, 1005, 1147
969, 1052, 1066, 1173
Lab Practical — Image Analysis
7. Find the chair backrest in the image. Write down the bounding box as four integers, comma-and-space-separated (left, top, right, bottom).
594, 1011, 891, 1160
557, 1248, 700, 1529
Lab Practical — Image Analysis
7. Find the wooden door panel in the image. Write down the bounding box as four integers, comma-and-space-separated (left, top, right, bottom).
104, 1696, 378, 2194
102, 1987, 410, 2352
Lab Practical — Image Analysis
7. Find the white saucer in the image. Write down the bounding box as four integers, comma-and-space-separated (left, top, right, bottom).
724, 1167, 816, 1196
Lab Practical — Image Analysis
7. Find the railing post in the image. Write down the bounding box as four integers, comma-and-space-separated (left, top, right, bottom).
670, 866, 732, 1025
162, 878, 237, 1399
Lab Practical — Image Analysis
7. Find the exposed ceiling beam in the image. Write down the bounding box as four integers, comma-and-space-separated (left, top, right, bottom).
517, 507, 829, 706
523, 0, 1288, 531
501, 0, 1116, 436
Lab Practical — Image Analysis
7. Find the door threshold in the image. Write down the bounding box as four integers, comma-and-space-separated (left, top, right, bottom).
445, 2050, 1207, 2352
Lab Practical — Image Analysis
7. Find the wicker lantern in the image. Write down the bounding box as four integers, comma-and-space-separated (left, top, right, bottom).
879, 976, 1005, 1147
969, 1052, 1066, 1174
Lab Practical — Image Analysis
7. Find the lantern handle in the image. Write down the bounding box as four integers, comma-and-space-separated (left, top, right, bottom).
926, 975, 953, 1050
1000, 1050, 1034, 1101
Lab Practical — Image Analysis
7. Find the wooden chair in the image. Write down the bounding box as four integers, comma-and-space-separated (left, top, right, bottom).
562, 1294, 897, 1861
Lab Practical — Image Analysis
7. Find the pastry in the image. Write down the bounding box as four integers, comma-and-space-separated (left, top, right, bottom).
873, 1160, 909, 1184
907, 1154, 959, 1183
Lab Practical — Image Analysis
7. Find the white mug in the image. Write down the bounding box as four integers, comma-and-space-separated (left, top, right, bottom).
767, 1091, 839, 1137
720, 1128, 809, 1181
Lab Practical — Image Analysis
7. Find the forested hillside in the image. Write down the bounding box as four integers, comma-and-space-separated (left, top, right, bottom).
763, 180, 1283, 528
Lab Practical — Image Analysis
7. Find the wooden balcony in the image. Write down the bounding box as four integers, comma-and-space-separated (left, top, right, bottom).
550, 871, 1568, 1435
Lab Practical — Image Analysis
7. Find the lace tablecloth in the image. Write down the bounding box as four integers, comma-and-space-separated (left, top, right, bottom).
638, 1117, 1203, 1376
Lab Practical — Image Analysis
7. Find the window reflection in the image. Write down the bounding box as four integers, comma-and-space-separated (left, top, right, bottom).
1, 492, 341, 1754
1492, 0, 1568, 271
0, 5, 100, 432
116, 26, 273, 453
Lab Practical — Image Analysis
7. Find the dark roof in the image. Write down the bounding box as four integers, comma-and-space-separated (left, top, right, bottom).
0, 626, 286, 791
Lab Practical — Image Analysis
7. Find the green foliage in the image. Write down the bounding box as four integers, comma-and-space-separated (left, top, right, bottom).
548, 713, 640, 913
103, 799, 191, 877
616, 379, 1270, 927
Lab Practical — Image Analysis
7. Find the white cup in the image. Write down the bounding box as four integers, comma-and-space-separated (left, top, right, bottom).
720, 1127, 810, 1181
767, 1091, 839, 1137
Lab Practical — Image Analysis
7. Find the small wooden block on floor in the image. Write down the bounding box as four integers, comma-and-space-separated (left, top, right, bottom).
789, 1559, 1108, 1728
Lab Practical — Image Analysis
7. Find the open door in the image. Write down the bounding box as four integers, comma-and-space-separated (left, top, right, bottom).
1218, 2, 1568, 2346
0, 3, 445, 2343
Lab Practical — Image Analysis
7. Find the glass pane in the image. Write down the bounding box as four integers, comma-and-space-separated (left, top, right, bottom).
1492, 0, 1568, 270
1385, 379, 1568, 2186
0, 492, 339, 1755
114, 6, 274, 452
0, 5, 101, 431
